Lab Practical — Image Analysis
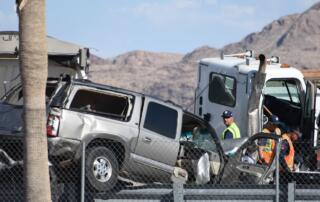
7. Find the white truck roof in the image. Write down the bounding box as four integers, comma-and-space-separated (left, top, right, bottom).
0, 31, 85, 56
0, 31, 90, 98
199, 56, 305, 81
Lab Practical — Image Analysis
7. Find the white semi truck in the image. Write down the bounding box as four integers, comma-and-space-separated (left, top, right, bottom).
194, 51, 319, 166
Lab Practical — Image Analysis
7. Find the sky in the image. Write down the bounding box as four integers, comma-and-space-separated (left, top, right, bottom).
0, 0, 319, 58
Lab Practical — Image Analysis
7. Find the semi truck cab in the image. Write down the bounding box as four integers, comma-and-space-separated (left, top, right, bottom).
195, 51, 319, 154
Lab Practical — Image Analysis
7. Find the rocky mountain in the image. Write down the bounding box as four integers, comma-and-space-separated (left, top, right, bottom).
90, 51, 194, 108
222, 14, 300, 57
223, 3, 320, 69
90, 2, 320, 109
111, 50, 183, 67
181, 46, 220, 64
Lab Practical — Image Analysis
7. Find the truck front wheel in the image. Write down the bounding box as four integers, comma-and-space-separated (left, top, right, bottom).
85, 146, 119, 192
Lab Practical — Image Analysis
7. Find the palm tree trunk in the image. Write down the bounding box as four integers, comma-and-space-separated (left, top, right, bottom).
18, 0, 51, 201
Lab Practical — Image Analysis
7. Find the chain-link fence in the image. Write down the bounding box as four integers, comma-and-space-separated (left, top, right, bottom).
1, 136, 320, 201
0, 137, 24, 201
0, 136, 82, 201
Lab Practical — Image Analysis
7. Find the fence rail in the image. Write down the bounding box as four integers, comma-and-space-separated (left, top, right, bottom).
92, 183, 320, 202
1, 139, 320, 201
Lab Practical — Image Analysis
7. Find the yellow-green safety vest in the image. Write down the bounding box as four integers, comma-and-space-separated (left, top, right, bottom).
222, 122, 241, 139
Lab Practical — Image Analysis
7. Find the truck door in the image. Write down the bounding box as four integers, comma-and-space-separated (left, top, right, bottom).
134, 98, 181, 174
221, 134, 278, 184
197, 70, 243, 138
302, 80, 317, 147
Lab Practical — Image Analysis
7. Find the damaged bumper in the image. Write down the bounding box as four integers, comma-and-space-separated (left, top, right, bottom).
47, 137, 81, 163
0, 148, 23, 171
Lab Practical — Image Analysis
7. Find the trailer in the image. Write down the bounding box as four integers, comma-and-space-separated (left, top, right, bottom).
0, 31, 89, 98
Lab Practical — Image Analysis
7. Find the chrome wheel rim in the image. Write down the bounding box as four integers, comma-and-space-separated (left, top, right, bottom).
92, 156, 112, 182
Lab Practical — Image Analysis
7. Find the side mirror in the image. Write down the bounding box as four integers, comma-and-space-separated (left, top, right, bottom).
79, 48, 90, 69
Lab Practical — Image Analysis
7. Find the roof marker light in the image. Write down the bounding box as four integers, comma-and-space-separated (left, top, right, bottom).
267, 56, 280, 64
280, 63, 290, 68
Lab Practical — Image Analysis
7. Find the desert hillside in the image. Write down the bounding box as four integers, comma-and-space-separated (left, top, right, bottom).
90, 2, 320, 109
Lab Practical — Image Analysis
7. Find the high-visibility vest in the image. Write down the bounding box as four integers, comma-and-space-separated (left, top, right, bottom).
222, 122, 241, 139
282, 133, 295, 171
260, 128, 276, 164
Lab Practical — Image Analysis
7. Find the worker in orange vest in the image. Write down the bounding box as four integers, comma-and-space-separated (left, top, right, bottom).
258, 136, 275, 165
280, 132, 295, 171
259, 122, 279, 165
260, 115, 295, 171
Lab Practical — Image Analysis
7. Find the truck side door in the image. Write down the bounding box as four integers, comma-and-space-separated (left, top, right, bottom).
197, 70, 242, 138
302, 80, 317, 147
133, 98, 181, 174
221, 134, 278, 184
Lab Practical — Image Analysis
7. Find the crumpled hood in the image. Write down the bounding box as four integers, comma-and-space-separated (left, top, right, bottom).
0, 102, 23, 135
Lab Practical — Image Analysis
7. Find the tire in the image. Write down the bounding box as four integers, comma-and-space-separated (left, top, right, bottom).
85, 146, 119, 192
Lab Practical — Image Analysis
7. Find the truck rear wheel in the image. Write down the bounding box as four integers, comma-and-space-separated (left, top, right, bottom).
85, 146, 119, 192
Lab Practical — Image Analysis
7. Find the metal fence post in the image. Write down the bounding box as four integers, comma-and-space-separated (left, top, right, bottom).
288, 182, 295, 202
173, 182, 184, 202
276, 139, 280, 202
81, 141, 85, 202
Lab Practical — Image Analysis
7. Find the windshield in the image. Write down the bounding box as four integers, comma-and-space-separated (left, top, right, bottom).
192, 128, 218, 152
264, 80, 301, 105
181, 113, 219, 152
180, 125, 217, 152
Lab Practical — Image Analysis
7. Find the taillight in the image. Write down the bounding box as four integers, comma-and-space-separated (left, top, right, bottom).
47, 115, 60, 137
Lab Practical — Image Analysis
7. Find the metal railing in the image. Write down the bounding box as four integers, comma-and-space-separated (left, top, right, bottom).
1, 138, 320, 201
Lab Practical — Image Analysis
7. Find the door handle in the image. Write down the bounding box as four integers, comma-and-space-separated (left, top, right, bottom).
143, 137, 152, 143
242, 165, 250, 169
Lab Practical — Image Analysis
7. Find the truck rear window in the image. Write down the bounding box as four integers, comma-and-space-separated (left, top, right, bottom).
208, 73, 236, 107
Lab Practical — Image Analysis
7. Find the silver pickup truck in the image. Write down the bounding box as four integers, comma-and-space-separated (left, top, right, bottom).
0, 78, 226, 192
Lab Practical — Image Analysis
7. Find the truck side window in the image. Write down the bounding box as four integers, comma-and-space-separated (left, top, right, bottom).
144, 102, 178, 139
70, 89, 131, 121
208, 73, 236, 107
